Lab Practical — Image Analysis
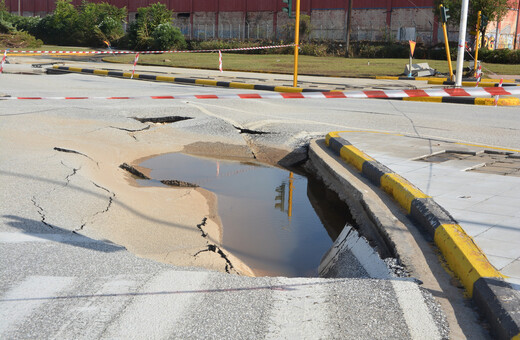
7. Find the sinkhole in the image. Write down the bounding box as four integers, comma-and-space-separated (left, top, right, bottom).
136, 152, 355, 277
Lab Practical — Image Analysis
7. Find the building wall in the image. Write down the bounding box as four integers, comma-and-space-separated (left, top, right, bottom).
4, 0, 520, 48
485, 4, 520, 49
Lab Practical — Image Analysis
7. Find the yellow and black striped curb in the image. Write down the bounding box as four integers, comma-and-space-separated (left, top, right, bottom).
51, 66, 328, 93
388, 96, 520, 106
428, 79, 520, 87
325, 131, 520, 340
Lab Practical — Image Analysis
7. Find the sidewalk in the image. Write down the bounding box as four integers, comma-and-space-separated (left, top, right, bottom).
325, 130, 520, 339
332, 131, 520, 288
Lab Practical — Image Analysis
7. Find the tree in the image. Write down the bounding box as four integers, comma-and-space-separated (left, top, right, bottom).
77, 1, 127, 46
127, 3, 186, 50
36, 0, 81, 45
433, 0, 510, 33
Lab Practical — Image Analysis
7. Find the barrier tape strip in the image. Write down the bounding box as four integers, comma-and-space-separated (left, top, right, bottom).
0, 43, 296, 55
1, 86, 519, 101
0, 50, 6, 73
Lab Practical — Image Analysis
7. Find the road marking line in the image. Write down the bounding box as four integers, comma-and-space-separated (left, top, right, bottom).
52, 277, 140, 339
0, 276, 74, 336
391, 280, 441, 340
266, 277, 331, 340
102, 270, 209, 339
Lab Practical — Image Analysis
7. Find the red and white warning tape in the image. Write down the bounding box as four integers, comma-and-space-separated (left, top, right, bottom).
131, 53, 140, 79
0, 50, 6, 73
0, 44, 296, 55
494, 78, 504, 106
218, 50, 223, 73
1, 87, 519, 101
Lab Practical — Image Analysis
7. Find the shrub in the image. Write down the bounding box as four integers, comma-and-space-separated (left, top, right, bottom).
0, 31, 43, 48
299, 43, 327, 57
76, 2, 126, 47
151, 23, 186, 50
35, 0, 81, 45
10, 15, 41, 36
126, 3, 186, 50
479, 48, 520, 64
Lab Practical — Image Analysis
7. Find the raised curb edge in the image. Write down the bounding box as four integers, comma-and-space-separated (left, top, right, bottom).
325, 131, 520, 340
51, 65, 329, 93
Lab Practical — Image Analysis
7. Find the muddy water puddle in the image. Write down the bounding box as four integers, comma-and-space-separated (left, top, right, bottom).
138, 153, 348, 277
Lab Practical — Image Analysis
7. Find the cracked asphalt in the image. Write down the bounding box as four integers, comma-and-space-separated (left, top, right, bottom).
1, 69, 510, 338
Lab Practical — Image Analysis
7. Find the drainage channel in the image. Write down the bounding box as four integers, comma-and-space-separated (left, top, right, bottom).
136, 152, 355, 277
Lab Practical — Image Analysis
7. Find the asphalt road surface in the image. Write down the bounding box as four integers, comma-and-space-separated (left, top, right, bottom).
2, 70, 515, 338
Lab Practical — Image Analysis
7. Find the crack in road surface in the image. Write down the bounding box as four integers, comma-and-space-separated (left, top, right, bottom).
194, 244, 236, 274
133, 116, 192, 124
196, 217, 208, 238
31, 196, 54, 229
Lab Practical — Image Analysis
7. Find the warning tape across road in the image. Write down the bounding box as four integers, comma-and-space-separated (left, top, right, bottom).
1, 86, 519, 101
0, 44, 296, 55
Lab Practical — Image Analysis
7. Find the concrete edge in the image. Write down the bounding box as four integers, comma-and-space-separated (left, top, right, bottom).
428, 79, 520, 87
50, 65, 329, 93
387, 96, 520, 106
324, 131, 520, 340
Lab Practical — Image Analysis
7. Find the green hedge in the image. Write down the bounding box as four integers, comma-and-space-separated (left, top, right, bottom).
478, 48, 520, 64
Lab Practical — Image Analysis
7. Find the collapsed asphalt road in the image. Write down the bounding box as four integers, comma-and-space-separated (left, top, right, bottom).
1, 71, 509, 338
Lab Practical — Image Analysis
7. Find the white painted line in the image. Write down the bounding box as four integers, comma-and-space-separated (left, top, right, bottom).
52, 276, 139, 339
103, 270, 209, 339
266, 277, 331, 340
0, 276, 74, 336
391, 280, 441, 340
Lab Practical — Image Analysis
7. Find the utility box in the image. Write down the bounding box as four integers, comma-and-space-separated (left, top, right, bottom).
404, 63, 436, 77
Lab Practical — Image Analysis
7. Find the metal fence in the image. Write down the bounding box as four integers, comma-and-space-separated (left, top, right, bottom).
175, 23, 275, 40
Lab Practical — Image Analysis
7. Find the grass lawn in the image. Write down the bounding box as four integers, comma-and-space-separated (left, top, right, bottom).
103, 52, 520, 78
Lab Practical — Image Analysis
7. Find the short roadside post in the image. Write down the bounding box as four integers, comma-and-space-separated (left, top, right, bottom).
408, 40, 416, 77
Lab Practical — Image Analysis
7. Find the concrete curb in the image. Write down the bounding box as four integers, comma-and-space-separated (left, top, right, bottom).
387, 96, 520, 106
50, 65, 328, 93
325, 131, 520, 340
428, 79, 520, 87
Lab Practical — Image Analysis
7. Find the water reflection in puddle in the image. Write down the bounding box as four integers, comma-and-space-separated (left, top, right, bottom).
138, 153, 347, 277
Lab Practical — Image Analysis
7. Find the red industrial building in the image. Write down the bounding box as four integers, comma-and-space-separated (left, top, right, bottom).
5, 0, 520, 48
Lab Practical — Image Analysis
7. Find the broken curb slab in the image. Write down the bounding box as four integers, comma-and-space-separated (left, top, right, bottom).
325, 131, 520, 340
50, 65, 329, 93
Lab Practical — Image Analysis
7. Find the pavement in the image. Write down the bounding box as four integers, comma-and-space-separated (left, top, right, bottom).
325, 130, 520, 338
0, 72, 457, 339
2, 63, 519, 338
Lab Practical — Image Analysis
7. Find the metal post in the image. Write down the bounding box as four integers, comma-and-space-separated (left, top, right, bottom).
442, 24, 454, 80
345, 0, 352, 57
293, 0, 301, 87
474, 11, 481, 77
455, 0, 469, 87
440, 4, 454, 81
287, 172, 294, 218
495, 23, 499, 50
